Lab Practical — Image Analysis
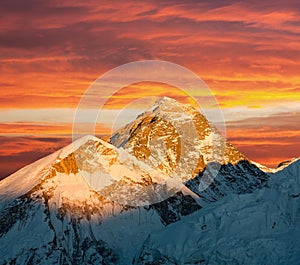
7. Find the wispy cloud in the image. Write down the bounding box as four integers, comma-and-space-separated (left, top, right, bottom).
0, 135, 71, 179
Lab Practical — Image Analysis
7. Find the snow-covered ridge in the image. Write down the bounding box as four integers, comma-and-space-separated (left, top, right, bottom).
251, 157, 300, 174
276, 157, 300, 171
0, 136, 98, 207
0, 133, 196, 210
0, 135, 117, 206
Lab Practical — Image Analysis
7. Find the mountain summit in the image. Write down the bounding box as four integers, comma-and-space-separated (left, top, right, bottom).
111, 97, 245, 181
0, 97, 299, 264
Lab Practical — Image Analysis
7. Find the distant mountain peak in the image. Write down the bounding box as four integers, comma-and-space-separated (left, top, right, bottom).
148, 96, 198, 117
277, 157, 300, 169
154, 96, 178, 105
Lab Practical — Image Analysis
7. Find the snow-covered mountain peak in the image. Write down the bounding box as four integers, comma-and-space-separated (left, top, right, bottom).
1, 134, 195, 212
146, 96, 200, 120
251, 157, 300, 174
111, 97, 246, 183
153, 96, 178, 106
276, 157, 300, 170
0, 135, 105, 203
150, 96, 195, 113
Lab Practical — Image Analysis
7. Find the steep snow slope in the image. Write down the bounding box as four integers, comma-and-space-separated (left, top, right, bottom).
0, 136, 83, 209
136, 159, 300, 264
186, 160, 269, 205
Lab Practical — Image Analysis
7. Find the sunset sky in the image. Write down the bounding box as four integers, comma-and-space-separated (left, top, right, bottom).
1, 0, 300, 179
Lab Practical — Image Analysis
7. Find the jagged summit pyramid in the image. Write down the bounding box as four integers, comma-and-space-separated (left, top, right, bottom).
111, 96, 245, 182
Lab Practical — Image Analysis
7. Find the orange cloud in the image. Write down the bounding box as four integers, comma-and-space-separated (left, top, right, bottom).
0, 0, 299, 175
1, 1, 300, 110
0, 122, 109, 135
226, 112, 300, 167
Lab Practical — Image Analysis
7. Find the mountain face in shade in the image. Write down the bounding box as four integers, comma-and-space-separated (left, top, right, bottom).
0, 98, 299, 264
137, 159, 300, 264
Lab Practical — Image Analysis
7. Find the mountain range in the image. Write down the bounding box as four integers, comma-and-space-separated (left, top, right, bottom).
0, 97, 299, 264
